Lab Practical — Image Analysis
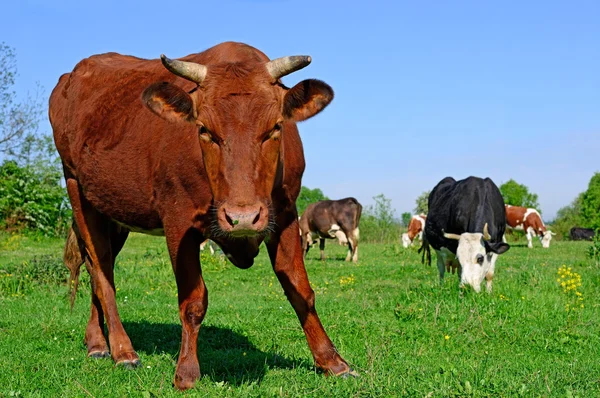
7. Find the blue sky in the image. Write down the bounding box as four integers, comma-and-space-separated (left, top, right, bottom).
2, 0, 599, 220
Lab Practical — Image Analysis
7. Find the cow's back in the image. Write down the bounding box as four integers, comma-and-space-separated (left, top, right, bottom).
302, 198, 361, 233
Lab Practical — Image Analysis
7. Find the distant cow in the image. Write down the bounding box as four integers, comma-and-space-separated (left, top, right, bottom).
299, 198, 362, 262
504, 205, 555, 248
199, 239, 219, 255
421, 177, 510, 292
570, 227, 595, 241
402, 214, 426, 248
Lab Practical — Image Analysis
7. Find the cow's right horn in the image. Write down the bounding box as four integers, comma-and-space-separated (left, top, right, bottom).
265, 56, 312, 80
443, 231, 461, 240
160, 55, 207, 85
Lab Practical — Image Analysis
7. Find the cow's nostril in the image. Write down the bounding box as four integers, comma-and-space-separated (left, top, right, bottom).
225, 213, 236, 227
252, 209, 261, 225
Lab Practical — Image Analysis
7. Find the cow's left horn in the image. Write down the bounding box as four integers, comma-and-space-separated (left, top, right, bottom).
483, 223, 491, 240
160, 55, 208, 84
265, 56, 312, 80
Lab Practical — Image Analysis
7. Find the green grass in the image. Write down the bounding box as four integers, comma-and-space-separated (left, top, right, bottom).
1, 231, 599, 397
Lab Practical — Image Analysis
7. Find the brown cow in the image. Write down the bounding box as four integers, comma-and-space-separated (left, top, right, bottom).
401, 214, 426, 248
504, 205, 555, 248
299, 198, 362, 262
50, 41, 355, 390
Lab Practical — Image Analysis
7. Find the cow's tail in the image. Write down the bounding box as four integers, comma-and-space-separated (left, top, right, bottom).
418, 235, 432, 266
353, 200, 363, 241
64, 223, 85, 311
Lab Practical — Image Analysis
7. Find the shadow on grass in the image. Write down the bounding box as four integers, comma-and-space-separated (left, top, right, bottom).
123, 321, 309, 385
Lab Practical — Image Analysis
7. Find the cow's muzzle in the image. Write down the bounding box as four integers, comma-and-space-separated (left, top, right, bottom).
217, 203, 269, 237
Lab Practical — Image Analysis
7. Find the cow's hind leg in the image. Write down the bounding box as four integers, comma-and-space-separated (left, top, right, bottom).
66, 178, 138, 367
344, 228, 359, 262
166, 227, 207, 391
319, 238, 326, 261
64, 224, 109, 358
267, 218, 355, 377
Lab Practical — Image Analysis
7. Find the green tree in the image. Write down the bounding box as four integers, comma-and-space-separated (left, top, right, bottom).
296, 186, 329, 215
0, 44, 68, 236
361, 194, 400, 243
500, 179, 540, 209
414, 191, 430, 214
0, 43, 45, 162
401, 212, 412, 227
581, 172, 600, 230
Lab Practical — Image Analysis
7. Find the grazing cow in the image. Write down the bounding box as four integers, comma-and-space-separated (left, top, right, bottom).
570, 227, 595, 241
504, 205, 555, 248
299, 198, 362, 262
402, 214, 426, 248
50, 41, 355, 390
421, 177, 510, 292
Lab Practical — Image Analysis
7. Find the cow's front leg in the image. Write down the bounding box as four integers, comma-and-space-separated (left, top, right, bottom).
266, 219, 355, 377
319, 238, 326, 261
166, 228, 207, 391
526, 230, 533, 248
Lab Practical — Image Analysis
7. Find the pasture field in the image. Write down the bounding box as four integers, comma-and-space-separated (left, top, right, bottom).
1, 232, 599, 397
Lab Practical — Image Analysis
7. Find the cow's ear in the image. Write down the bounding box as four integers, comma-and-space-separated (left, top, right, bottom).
484, 241, 510, 255
142, 82, 195, 124
283, 79, 334, 122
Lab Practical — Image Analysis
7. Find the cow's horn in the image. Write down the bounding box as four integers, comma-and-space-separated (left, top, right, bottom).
160, 55, 208, 84
265, 56, 311, 80
483, 223, 491, 240
443, 232, 461, 241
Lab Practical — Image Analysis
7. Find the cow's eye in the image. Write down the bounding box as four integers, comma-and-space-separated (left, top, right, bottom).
269, 122, 282, 141
198, 125, 215, 144
476, 254, 484, 265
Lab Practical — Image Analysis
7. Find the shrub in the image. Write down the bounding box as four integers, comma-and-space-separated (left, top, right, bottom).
0, 160, 71, 236
0, 254, 68, 297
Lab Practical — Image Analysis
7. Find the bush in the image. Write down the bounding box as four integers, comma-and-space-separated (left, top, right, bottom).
0, 160, 71, 236
0, 254, 68, 297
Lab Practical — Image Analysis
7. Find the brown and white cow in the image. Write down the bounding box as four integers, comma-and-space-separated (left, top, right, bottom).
50, 41, 355, 390
402, 214, 426, 248
505, 205, 555, 248
299, 198, 362, 262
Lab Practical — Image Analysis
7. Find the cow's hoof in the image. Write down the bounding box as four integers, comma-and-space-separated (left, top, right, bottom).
88, 350, 110, 359
339, 368, 359, 378
116, 358, 141, 370
174, 378, 197, 391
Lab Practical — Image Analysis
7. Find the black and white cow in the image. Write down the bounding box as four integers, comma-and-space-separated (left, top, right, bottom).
421, 176, 510, 292
299, 198, 362, 262
569, 227, 595, 241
